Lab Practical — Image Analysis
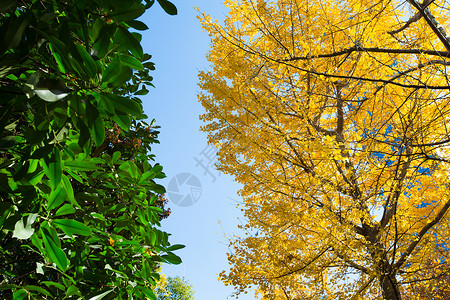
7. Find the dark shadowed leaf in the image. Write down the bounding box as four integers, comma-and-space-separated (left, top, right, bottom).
157, 0, 177, 15
126, 20, 149, 31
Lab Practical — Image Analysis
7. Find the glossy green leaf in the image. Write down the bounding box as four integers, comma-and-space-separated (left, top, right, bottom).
55, 204, 75, 216
12, 289, 27, 300
166, 244, 185, 251
162, 252, 182, 264
109, 65, 133, 87
62, 175, 77, 207
139, 170, 156, 183
66, 285, 81, 297
23, 285, 52, 297
75, 43, 97, 79
65, 160, 100, 171
41, 227, 68, 271
117, 27, 143, 59
53, 219, 92, 237
102, 93, 142, 116
137, 286, 156, 299
148, 231, 156, 246
102, 60, 122, 84
47, 186, 67, 210
41, 149, 62, 189
49, 44, 67, 73
120, 54, 144, 70
94, 24, 117, 59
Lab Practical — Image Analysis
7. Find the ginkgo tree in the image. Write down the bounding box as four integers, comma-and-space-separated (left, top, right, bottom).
198, 0, 450, 299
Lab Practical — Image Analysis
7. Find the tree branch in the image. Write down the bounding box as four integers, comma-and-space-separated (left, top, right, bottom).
280, 46, 450, 62
393, 197, 450, 270
407, 0, 450, 51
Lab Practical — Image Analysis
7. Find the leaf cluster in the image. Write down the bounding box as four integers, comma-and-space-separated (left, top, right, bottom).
0, 0, 180, 299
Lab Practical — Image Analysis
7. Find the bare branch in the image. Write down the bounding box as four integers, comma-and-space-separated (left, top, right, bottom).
280, 46, 450, 62
407, 0, 450, 51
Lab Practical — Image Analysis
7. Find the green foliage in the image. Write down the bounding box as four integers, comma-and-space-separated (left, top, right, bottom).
155, 276, 195, 300
0, 0, 179, 298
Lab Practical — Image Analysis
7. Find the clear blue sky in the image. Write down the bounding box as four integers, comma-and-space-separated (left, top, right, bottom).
140, 1, 257, 299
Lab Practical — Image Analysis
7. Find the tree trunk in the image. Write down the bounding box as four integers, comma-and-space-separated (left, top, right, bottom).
380, 275, 401, 300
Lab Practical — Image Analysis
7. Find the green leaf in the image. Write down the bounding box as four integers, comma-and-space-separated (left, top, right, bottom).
55, 204, 75, 216
94, 24, 117, 59
157, 0, 177, 15
109, 2, 145, 22
112, 151, 121, 163
120, 54, 144, 70
23, 285, 52, 297
166, 244, 185, 251
109, 65, 133, 87
75, 43, 97, 79
12, 289, 27, 300
137, 286, 156, 299
12, 218, 34, 240
142, 260, 151, 279
135, 85, 149, 95
41, 281, 65, 290
76, 120, 90, 149
0, 173, 12, 193
102, 60, 122, 84
139, 170, 156, 183
2, 13, 31, 51
31, 145, 53, 159
49, 44, 67, 73
53, 219, 92, 237
0, 284, 19, 290
127, 161, 139, 178
102, 93, 142, 116
65, 161, 100, 171
66, 285, 81, 297
47, 186, 67, 210
85, 103, 105, 147
41, 227, 68, 271
87, 289, 113, 300
0, 202, 13, 229
62, 175, 77, 207
41, 149, 62, 189
148, 231, 156, 246
117, 27, 143, 59
162, 252, 182, 264
126, 20, 149, 31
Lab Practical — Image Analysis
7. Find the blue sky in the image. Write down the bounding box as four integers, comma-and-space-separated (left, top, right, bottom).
140, 1, 257, 299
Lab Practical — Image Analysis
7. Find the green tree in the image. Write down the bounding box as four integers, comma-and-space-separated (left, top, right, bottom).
155, 276, 195, 300
0, 0, 181, 299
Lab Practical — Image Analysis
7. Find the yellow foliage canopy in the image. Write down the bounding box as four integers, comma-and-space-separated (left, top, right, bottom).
199, 0, 450, 299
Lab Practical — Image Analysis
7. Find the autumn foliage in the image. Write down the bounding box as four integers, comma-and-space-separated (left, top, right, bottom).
199, 0, 450, 299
